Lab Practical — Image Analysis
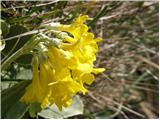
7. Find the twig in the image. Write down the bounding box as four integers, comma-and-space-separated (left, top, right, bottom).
87, 92, 102, 104
88, 2, 122, 26
140, 102, 157, 119
107, 103, 123, 118
64, 3, 101, 11
113, 79, 158, 87
89, 92, 125, 118
146, 69, 159, 81
107, 105, 129, 119
136, 56, 159, 70
132, 86, 158, 93
2, 1, 59, 10
95, 92, 145, 118
2, 29, 45, 41
102, 73, 113, 81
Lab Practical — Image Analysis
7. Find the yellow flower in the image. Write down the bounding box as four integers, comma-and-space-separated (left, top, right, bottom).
59, 15, 89, 40
48, 80, 86, 111
20, 56, 44, 104
21, 14, 105, 111
59, 14, 104, 84
21, 54, 87, 110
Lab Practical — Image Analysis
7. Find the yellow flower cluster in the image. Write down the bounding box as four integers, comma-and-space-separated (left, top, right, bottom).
21, 15, 105, 111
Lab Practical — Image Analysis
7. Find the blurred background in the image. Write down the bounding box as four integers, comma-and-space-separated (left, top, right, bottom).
1, 0, 159, 119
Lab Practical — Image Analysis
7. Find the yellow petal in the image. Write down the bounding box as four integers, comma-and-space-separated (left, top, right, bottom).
80, 73, 95, 85
92, 68, 105, 75
75, 14, 88, 25
95, 37, 102, 42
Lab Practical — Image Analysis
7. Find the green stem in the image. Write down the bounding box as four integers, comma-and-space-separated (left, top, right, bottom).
1, 32, 62, 71
1, 47, 24, 70
1, 36, 41, 71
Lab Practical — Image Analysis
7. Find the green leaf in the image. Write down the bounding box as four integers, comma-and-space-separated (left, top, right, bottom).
38, 95, 84, 119
5, 101, 29, 119
15, 54, 33, 66
29, 103, 42, 118
0, 40, 6, 51
0, 19, 10, 37
2, 25, 33, 65
1, 81, 31, 118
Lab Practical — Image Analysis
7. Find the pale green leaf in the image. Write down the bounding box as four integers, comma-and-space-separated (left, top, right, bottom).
38, 95, 84, 119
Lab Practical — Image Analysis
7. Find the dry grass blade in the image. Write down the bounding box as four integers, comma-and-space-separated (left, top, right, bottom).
136, 56, 159, 70
140, 102, 157, 119
107, 102, 123, 118
94, 93, 145, 118
2, 1, 60, 10
2, 29, 45, 41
